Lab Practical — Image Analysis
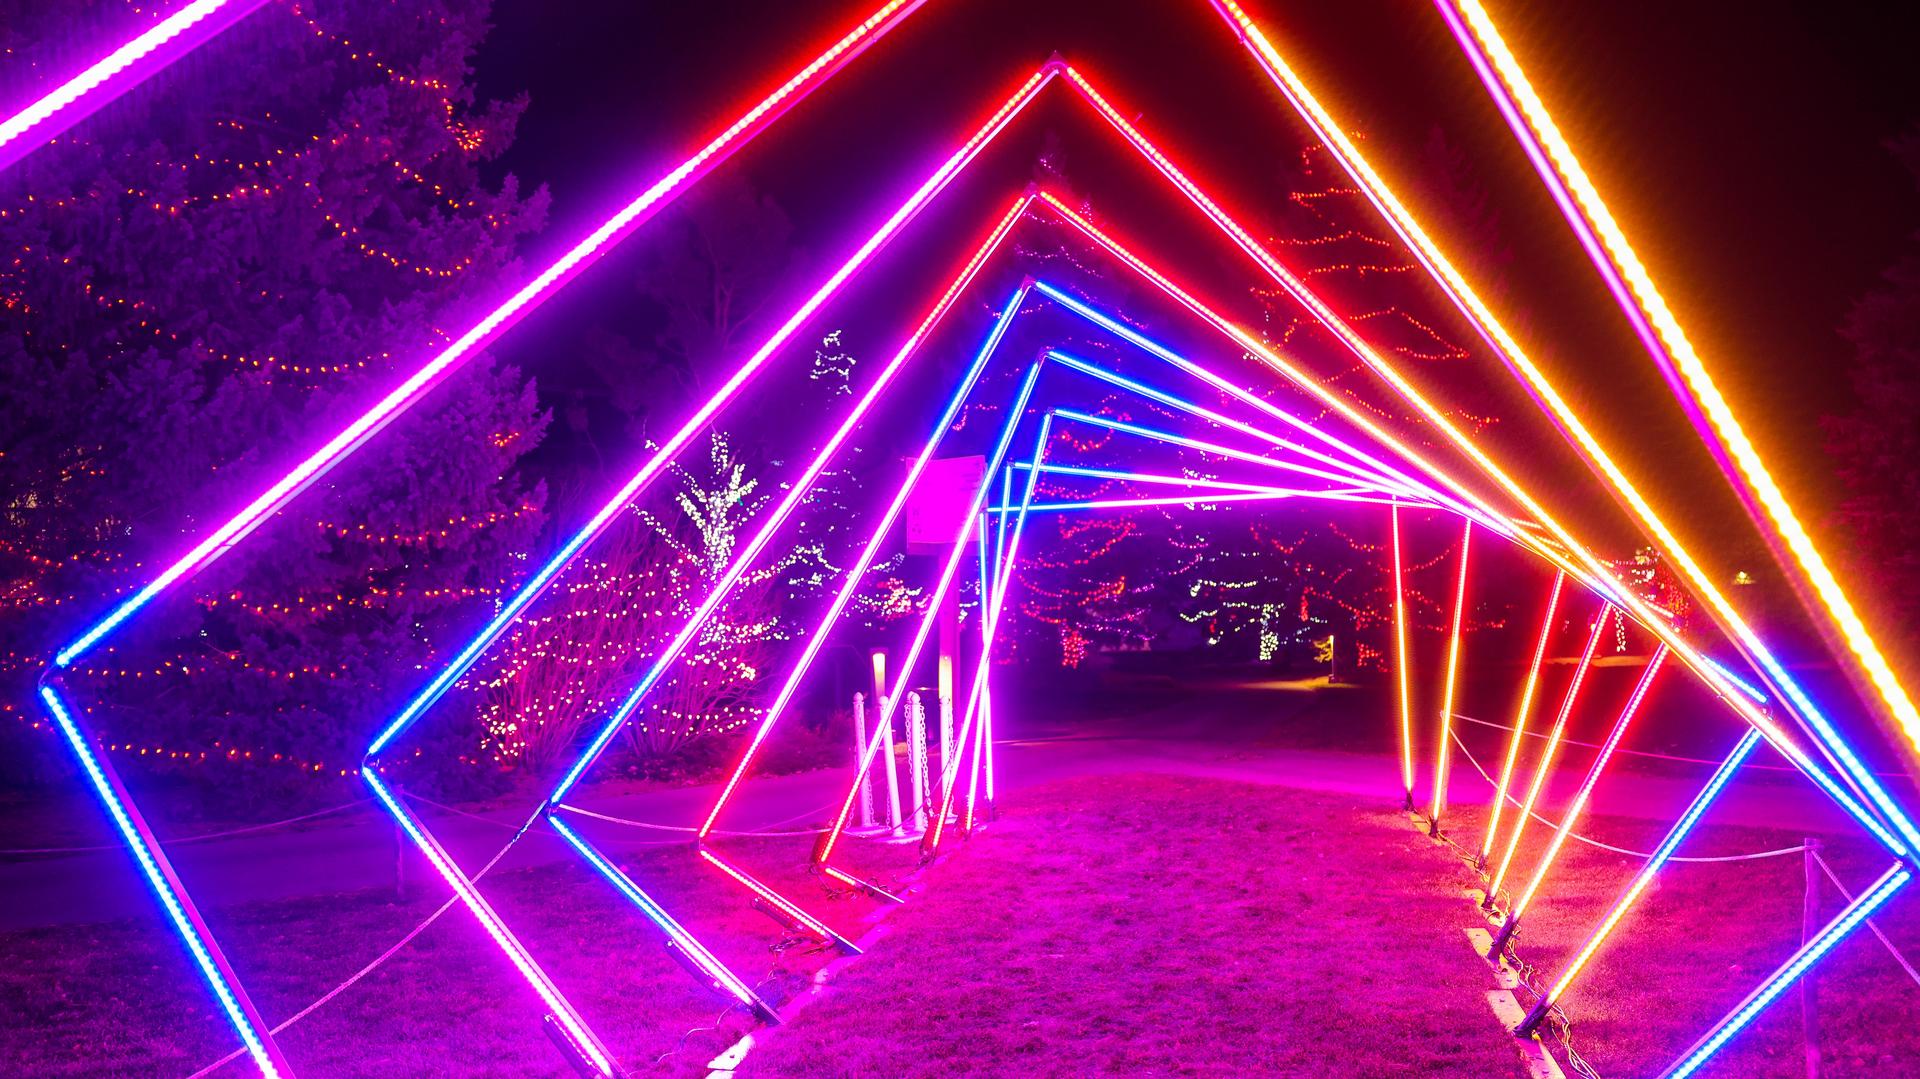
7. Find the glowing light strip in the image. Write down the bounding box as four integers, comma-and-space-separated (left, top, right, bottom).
1501, 647, 1670, 941
1487, 604, 1611, 904
695, 848, 856, 953
367, 72, 1052, 760
1200, 3, 1920, 852
1431, 520, 1473, 831
1520, 729, 1762, 1033
1043, 341, 1419, 499
53, 0, 930, 669
1482, 571, 1567, 861
548, 818, 776, 1022
1046, 407, 1431, 505
546, 197, 1032, 804
1030, 194, 1900, 856
38, 686, 289, 1077
1392, 503, 1415, 801
1012, 460, 1368, 498
1037, 288, 1472, 519
819, 391, 1048, 865
987, 488, 1385, 515
695, 296, 1041, 840
975, 516, 996, 811
926, 417, 1050, 857
1438, 0, 1920, 776
821, 864, 904, 904
365, 773, 613, 1074
0, 0, 269, 174
1661, 862, 1911, 1079
357, 82, 1048, 1050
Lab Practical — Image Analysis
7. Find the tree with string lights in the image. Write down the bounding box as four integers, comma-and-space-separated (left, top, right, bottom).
0, 0, 549, 805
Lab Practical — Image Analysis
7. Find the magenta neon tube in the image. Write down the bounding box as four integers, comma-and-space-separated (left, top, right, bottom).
0, 0, 271, 174
53, 0, 931, 670
1482, 570, 1567, 863
1494, 646, 1670, 953
545, 197, 1033, 805
695, 313, 1045, 839
367, 72, 1052, 761
818, 396, 1051, 866
924, 416, 1051, 857
1487, 604, 1612, 905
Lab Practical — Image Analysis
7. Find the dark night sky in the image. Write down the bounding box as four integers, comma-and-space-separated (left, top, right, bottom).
468, 0, 1920, 635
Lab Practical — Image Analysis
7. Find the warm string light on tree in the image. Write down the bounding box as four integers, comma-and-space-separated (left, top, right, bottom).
1, 0, 551, 803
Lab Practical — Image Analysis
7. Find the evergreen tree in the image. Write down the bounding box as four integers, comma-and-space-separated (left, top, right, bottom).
0, 0, 550, 807
1824, 132, 1920, 664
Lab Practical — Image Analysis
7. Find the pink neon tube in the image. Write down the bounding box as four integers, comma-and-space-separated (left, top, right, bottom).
0, 0, 270, 174
1430, 518, 1473, 831
819, 407, 1048, 866
54, 0, 930, 668
1391, 503, 1415, 801
364, 773, 614, 1074
1027, 191, 1894, 852
926, 418, 1051, 856
1505, 646, 1670, 929
1482, 570, 1567, 861
547, 194, 1033, 804
694, 278, 1043, 839
1487, 605, 1613, 904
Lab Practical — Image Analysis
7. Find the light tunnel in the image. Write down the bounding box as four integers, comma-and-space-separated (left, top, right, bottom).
14, 1, 1918, 1076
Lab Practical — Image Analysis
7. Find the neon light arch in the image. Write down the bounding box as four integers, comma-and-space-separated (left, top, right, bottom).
22, 3, 1916, 1075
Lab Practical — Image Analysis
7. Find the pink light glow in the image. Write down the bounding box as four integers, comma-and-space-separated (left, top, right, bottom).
1506, 646, 1670, 927
1487, 605, 1613, 905
56, 0, 930, 669
1430, 519, 1473, 830
695, 278, 1043, 840
1392, 503, 1415, 800
1482, 570, 1567, 861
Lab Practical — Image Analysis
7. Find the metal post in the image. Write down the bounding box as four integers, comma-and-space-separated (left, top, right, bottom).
1803, 838, 1821, 1079
906, 692, 929, 834
880, 695, 903, 834
1390, 500, 1414, 811
852, 692, 874, 830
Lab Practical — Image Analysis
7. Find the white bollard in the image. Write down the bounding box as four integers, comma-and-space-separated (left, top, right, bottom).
852, 692, 875, 830
906, 692, 929, 834
879, 695, 903, 834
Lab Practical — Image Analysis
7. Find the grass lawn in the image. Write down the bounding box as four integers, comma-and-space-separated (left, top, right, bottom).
1435, 796, 1920, 1079
741, 772, 1532, 1078
0, 827, 882, 1076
